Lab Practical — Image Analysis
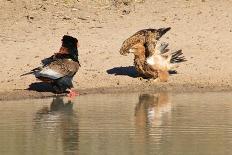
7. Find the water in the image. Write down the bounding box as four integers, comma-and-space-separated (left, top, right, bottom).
0, 92, 232, 155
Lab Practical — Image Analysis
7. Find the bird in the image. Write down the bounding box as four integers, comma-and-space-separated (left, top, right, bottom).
119, 27, 171, 57
129, 41, 187, 81
21, 35, 80, 97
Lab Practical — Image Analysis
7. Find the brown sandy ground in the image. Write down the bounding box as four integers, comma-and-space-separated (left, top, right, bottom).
0, 0, 232, 100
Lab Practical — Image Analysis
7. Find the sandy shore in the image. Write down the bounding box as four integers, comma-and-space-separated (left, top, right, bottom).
1, 82, 232, 101
1, 0, 232, 100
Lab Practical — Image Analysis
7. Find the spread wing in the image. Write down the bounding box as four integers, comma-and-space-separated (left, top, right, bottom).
153, 41, 169, 55
119, 27, 171, 57
144, 31, 158, 57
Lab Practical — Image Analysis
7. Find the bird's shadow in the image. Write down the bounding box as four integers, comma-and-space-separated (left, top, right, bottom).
107, 66, 178, 78
106, 66, 139, 78
27, 82, 55, 92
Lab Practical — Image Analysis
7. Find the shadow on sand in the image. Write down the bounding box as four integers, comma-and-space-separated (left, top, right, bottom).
107, 66, 178, 79
106, 66, 139, 78
27, 82, 55, 93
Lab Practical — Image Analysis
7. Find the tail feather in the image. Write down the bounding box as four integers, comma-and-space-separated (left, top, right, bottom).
170, 50, 187, 63
20, 71, 34, 77
20, 67, 42, 77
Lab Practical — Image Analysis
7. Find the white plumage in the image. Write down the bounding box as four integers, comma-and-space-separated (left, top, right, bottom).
35, 68, 64, 79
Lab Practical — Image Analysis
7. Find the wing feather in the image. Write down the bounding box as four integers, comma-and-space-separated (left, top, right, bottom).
35, 59, 80, 79
35, 68, 64, 79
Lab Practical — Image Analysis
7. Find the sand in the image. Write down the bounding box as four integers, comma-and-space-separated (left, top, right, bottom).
0, 0, 232, 100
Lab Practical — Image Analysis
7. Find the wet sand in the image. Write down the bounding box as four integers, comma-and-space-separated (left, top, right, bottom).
1, 82, 231, 101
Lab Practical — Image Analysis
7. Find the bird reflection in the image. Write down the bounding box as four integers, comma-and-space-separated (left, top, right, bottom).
50, 96, 74, 112
135, 92, 172, 128
34, 96, 79, 154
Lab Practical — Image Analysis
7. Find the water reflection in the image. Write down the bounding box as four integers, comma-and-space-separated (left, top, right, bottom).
34, 97, 79, 154
135, 92, 172, 128
35, 97, 74, 116
1, 92, 232, 155
134, 92, 172, 147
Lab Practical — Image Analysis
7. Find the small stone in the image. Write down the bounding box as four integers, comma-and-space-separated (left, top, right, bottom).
63, 16, 71, 20
122, 10, 130, 15
71, 8, 78, 11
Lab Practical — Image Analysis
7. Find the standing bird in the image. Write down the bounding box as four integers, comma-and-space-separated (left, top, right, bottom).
21, 35, 80, 97
129, 41, 186, 81
119, 27, 171, 57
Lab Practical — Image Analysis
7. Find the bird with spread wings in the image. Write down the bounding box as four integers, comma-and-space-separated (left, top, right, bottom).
119, 27, 187, 81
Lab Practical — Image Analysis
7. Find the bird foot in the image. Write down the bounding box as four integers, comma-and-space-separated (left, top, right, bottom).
67, 89, 79, 99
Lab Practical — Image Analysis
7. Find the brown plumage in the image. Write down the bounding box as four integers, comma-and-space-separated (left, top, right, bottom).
120, 28, 187, 81
130, 41, 187, 81
35, 58, 80, 82
119, 27, 171, 56
129, 43, 158, 79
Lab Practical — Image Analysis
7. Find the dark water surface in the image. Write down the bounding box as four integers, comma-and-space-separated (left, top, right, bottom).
0, 92, 232, 155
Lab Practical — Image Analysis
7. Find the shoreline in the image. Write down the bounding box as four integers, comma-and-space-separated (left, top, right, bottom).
1, 0, 232, 101
1, 82, 231, 101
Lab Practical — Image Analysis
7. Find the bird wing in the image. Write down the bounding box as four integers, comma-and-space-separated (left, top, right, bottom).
119, 29, 153, 56
41, 55, 55, 66
120, 27, 171, 58
119, 31, 155, 57
154, 41, 169, 55
35, 59, 80, 79
144, 31, 158, 57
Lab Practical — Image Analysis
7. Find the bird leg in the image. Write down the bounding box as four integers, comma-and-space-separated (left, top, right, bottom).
158, 70, 169, 82
67, 88, 79, 98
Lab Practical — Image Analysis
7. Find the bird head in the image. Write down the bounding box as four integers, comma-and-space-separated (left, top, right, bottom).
61, 35, 79, 62
119, 37, 141, 56
119, 42, 130, 56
